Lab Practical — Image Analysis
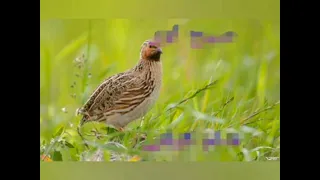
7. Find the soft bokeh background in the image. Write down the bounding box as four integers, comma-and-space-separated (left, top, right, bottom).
40, 19, 280, 162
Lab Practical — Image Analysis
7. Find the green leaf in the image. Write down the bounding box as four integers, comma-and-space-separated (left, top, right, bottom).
41, 140, 46, 145
52, 151, 63, 161
55, 33, 88, 64
54, 126, 64, 137
98, 65, 115, 79
103, 151, 111, 162
192, 110, 224, 124
60, 149, 71, 161
65, 141, 75, 148
100, 142, 127, 154
70, 149, 79, 161
237, 152, 244, 161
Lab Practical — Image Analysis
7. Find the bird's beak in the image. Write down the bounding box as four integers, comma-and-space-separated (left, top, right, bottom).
157, 47, 163, 54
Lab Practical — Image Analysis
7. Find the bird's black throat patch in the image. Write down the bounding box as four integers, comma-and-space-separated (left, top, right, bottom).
148, 52, 161, 61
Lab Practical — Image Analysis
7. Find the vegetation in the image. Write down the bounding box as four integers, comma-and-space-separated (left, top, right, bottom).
40, 19, 280, 162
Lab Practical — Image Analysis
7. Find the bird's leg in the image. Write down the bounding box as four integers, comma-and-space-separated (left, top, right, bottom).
139, 133, 147, 140
106, 127, 124, 142
132, 133, 147, 148
131, 117, 147, 147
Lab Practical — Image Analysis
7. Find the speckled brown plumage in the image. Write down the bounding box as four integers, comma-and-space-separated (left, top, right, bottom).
77, 40, 163, 131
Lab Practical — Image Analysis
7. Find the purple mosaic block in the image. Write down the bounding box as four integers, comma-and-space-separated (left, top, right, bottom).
232, 139, 239, 145
166, 34, 173, 43
205, 36, 216, 43
184, 133, 191, 140
161, 133, 172, 139
142, 145, 160, 151
203, 139, 215, 145
178, 139, 192, 146
190, 31, 203, 37
160, 138, 173, 145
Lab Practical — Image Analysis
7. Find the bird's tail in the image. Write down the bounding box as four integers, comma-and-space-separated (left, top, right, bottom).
79, 116, 87, 127
76, 107, 89, 127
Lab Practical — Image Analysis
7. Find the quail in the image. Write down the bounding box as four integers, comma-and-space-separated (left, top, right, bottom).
77, 40, 163, 132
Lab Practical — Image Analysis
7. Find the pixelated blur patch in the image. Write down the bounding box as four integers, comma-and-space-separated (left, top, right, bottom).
160, 132, 173, 145
223, 31, 238, 37
142, 145, 160, 151
40, 155, 53, 162
184, 133, 191, 140
161, 132, 173, 139
154, 24, 179, 46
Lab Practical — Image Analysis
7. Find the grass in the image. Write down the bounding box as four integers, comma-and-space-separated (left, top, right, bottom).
40, 19, 280, 162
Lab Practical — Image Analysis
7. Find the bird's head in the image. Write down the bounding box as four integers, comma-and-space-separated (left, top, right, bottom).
140, 40, 163, 61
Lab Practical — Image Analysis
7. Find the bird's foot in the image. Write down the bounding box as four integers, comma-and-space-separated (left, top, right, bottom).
132, 133, 147, 148
137, 133, 147, 141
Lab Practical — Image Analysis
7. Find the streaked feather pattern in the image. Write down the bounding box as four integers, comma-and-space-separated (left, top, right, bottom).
78, 39, 163, 130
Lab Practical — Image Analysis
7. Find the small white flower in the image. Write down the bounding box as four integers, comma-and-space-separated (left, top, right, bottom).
61, 107, 68, 113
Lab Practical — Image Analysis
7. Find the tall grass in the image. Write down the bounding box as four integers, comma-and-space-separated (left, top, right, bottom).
40, 19, 280, 162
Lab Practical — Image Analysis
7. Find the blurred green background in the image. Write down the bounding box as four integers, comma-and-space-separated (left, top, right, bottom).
40, 19, 280, 162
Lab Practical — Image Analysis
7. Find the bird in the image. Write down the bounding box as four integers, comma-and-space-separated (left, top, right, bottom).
77, 39, 163, 132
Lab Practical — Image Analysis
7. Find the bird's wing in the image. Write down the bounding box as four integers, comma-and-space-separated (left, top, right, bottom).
80, 72, 126, 113
102, 76, 156, 117
81, 71, 155, 119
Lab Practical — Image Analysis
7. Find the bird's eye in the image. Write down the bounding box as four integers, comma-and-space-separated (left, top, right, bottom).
149, 45, 157, 48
